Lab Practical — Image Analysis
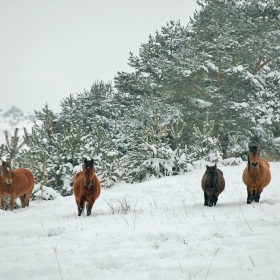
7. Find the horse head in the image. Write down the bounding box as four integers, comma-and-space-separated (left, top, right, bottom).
248, 143, 260, 170
0, 160, 13, 184
82, 158, 95, 186
205, 164, 218, 189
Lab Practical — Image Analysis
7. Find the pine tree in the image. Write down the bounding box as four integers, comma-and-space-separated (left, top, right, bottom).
191, 113, 222, 162
114, 20, 192, 102
3, 128, 26, 164
24, 105, 95, 195
124, 114, 174, 182
187, 0, 280, 155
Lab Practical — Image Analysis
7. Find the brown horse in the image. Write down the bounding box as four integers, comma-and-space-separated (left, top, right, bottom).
201, 164, 225, 207
73, 158, 101, 216
242, 143, 271, 204
0, 160, 35, 210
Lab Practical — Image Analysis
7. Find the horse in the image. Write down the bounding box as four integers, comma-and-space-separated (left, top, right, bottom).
0, 160, 35, 211
242, 143, 271, 204
201, 164, 225, 207
73, 158, 101, 216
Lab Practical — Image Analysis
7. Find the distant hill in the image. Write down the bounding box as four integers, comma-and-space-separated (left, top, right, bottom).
0, 106, 35, 145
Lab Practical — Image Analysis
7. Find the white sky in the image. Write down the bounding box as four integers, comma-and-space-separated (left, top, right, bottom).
0, 0, 199, 114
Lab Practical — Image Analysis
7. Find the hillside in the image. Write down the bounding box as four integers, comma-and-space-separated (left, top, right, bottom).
0, 106, 35, 145
1, 162, 280, 280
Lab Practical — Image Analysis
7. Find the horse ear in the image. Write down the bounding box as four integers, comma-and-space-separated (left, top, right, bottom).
256, 144, 260, 150
248, 143, 251, 149
84, 158, 87, 163
206, 165, 209, 170
91, 158, 94, 164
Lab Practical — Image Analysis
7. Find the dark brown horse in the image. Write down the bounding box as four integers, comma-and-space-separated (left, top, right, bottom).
201, 164, 225, 207
0, 160, 35, 210
242, 143, 271, 204
73, 158, 101, 216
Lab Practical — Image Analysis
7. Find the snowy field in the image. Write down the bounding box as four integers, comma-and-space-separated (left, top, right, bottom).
1, 162, 280, 280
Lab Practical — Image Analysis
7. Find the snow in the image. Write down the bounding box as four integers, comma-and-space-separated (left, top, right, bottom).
1, 162, 280, 280
0, 107, 34, 146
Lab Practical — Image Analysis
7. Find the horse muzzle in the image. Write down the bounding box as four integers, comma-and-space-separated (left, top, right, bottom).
85, 181, 92, 186
5, 179, 12, 185
251, 162, 258, 169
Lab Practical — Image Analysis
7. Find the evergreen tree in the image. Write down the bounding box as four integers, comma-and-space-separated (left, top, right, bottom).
114, 0, 280, 158
114, 20, 192, 103
190, 113, 222, 162
24, 105, 94, 195
2, 128, 26, 164
186, 0, 280, 156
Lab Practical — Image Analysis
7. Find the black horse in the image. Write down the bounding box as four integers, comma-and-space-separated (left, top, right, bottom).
201, 164, 225, 207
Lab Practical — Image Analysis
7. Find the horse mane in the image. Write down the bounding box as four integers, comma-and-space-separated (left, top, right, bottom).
247, 143, 260, 171
247, 153, 251, 172
249, 144, 259, 154
83, 158, 95, 172
0, 161, 3, 176
0, 160, 11, 176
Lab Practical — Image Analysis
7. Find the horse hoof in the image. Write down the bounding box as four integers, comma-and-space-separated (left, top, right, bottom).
87, 211, 91, 216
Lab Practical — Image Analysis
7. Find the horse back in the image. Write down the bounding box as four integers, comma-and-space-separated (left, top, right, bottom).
73, 171, 83, 195
93, 174, 101, 199
260, 159, 271, 187
260, 159, 270, 168
217, 169, 225, 193
12, 168, 34, 195
217, 169, 223, 176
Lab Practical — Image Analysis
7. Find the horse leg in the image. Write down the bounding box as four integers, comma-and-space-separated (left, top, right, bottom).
86, 200, 94, 216
23, 190, 33, 208
254, 189, 262, 203
208, 196, 213, 207
204, 192, 209, 206
247, 187, 254, 204
78, 197, 85, 216
9, 194, 15, 211
19, 195, 25, 207
213, 194, 218, 206
0, 194, 5, 210
75, 197, 80, 212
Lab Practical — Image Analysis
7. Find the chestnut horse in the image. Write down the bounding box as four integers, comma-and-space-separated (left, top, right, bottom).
0, 160, 35, 210
201, 164, 225, 207
73, 158, 101, 216
242, 143, 271, 204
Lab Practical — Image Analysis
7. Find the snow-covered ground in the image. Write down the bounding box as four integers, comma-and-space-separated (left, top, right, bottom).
1, 162, 280, 280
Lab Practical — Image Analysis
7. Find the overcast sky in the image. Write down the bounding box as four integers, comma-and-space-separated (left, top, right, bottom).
0, 0, 199, 114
